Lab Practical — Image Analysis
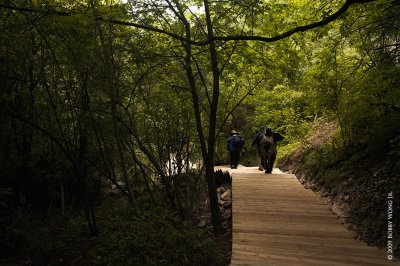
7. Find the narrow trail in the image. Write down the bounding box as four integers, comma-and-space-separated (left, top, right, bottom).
216, 165, 397, 266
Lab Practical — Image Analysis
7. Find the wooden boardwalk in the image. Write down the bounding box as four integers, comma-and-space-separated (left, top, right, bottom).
218, 166, 397, 266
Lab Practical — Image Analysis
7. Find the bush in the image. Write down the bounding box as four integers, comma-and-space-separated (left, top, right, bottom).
0, 197, 229, 265
84, 199, 227, 265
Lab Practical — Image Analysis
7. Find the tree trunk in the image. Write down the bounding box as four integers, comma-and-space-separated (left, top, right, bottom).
91, 0, 140, 213
203, 0, 224, 236
175, 0, 224, 236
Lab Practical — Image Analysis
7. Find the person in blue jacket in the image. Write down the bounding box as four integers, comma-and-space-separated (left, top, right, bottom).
227, 130, 245, 169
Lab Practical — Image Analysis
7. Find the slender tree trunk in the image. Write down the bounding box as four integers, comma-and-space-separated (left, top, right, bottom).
185, 29, 224, 236
174, 0, 223, 235
203, 0, 224, 236
60, 182, 65, 216
90, 1, 140, 213
130, 145, 156, 205
112, 102, 140, 214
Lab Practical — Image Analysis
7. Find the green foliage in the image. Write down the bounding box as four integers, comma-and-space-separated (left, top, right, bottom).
86, 200, 225, 265
305, 151, 349, 192
1, 198, 227, 265
250, 84, 313, 145
77, 200, 226, 265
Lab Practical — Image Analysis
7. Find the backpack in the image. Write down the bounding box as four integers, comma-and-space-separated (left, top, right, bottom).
230, 135, 244, 151
272, 132, 284, 142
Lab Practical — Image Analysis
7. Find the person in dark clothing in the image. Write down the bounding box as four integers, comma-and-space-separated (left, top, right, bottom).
253, 125, 284, 146
252, 126, 267, 170
252, 126, 267, 147
252, 125, 284, 171
227, 130, 245, 169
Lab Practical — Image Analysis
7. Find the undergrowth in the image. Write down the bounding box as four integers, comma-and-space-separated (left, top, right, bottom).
0, 198, 228, 265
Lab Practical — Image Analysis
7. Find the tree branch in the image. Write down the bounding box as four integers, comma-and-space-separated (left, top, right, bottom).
0, 0, 378, 45
0, 3, 73, 17
213, 0, 378, 43
216, 77, 265, 138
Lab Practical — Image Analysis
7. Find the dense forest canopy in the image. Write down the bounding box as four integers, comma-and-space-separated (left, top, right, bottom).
0, 0, 399, 264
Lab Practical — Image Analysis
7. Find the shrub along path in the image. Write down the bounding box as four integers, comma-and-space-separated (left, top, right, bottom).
216, 166, 396, 266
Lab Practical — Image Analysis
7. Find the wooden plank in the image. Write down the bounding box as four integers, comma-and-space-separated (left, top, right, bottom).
232, 244, 389, 265
215, 166, 399, 266
231, 249, 390, 266
234, 232, 375, 250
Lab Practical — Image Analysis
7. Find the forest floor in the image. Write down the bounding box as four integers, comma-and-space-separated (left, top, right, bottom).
191, 174, 233, 266
278, 120, 400, 258
1, 187, 232, 266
